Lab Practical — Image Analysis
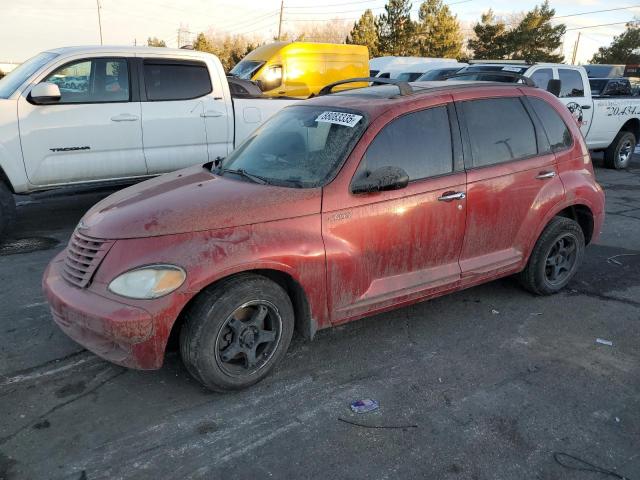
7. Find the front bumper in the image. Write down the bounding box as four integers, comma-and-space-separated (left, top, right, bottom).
43, 251, 166, 370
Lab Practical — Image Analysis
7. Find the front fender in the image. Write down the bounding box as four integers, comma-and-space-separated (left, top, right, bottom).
90, 216, 328, 351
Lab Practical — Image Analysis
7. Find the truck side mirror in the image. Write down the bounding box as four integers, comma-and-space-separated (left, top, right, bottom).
546, 79, 561, 97
29, 82, 61, 105
351, 166, 410, 194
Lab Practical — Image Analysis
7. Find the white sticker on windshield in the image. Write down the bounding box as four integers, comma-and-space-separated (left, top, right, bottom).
316, 111, 363, 127
502, 66, 522, 73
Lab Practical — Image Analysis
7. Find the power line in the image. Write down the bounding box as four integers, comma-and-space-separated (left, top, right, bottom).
554, 4, 640, 19
286, 0, 382, 8
566, 20, 639, 31
285, 0, 471, 16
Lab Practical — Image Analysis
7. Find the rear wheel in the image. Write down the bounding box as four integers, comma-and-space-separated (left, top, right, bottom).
180, 274, 294, 391
0, 181, 16, 239
519, 217, 585, 295
604, 130, 635, 169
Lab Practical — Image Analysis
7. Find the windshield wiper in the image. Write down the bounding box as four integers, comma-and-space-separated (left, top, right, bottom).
220, 168, 268, 185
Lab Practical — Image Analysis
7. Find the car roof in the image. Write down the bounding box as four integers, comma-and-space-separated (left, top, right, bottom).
303, 80, 534, 117
44, 45, 215, 59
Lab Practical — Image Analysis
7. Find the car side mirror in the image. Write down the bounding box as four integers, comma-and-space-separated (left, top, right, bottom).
546, 79, 561, 97
29, 82, 61, 104
351, 166, 410, 194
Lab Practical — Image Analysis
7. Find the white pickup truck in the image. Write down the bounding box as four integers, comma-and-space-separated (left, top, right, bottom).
0, 46, 298, 235
457, 61, 640, 170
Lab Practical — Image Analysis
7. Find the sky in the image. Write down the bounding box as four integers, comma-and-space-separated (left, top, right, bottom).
1, 0, 639, 65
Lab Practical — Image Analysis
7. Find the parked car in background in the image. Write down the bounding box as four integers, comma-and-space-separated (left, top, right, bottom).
369, 56, 425, 76
0, 46, 301, 236
454, 61, 640, 169
417, 65, 467, 81
44, 78, 604, 391
372, 58, 461, 80
589, 78, 633, 96
229, 42, 369, 98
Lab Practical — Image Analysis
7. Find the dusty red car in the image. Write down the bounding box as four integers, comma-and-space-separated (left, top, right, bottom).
43, 79, 605, 391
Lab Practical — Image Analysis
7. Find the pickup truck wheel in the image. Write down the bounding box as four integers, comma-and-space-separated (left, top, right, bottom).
604, 130, 636, 169
0, 181, 16, 238
179, 274, 294, 391
519, 217, 585, 296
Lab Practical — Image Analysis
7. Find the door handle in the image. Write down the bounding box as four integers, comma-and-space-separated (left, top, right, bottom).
536, 171, 557, 180
581, 105, 591, 110
110, 114, 139, 122
201, 111, 224, 118
438, 191, 466, 202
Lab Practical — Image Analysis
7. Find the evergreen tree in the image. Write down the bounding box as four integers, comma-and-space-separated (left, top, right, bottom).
468, 9, 509, 59
377, 0, 417, 56
506, 1, 565, 62
591, 22, 640, 64
416, 0, 463, 58
347, 9, 380, 57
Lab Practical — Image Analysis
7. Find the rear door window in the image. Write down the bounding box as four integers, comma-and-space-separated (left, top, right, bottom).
355, 106, 453, 182
528, 97, 573, 152
143, 60, 212, 101
530, 68, 553, 90
558, 69, 585, 98
461, 97, 538, 167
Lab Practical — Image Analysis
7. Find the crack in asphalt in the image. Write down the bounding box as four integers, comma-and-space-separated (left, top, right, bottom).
0, 368, 126, 446
0, 349, 89, 386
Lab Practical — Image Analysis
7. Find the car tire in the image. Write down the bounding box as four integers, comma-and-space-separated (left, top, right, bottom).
604, 130, 635, 169
180, 273, 294, 391
0, 180, 16, 239
518, 216, 585, 296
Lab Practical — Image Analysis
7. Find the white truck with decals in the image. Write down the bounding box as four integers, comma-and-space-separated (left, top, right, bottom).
0, 46, 299, 236
457, 61, 640, 170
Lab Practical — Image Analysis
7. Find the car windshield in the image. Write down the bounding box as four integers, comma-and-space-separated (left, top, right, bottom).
219, 105, 367, 188
454, 65, 527, 82
229, 60, 264, 79
418, 68, 460, 81
396, 72, 423, 81
0, 52, 58, 98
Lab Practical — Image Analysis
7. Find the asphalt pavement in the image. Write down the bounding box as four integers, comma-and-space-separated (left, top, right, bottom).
1, 155, 639, 480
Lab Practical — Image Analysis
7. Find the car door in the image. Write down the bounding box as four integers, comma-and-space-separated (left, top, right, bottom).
322, 99, 467, 323
555, 67, 594, 138
454, 91, 565, 284
140, 58, 228, 174
17, 56, 147, 186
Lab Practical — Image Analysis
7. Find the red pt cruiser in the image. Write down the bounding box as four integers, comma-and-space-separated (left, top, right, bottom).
43, 80, 605, 391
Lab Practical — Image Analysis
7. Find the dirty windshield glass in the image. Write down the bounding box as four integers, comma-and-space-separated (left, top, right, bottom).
0, 52, 58, 98
220, 106, 367, 188
229, 60, 264, 79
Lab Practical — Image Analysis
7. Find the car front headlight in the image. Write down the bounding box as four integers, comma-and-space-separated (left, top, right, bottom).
108, 265, 186, 299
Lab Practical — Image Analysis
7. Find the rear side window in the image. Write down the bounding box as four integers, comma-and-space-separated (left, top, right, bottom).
558, 69, 585, 98
143, 61, 212, 101
530, 68, 553, 90
528, 97, 572, 152
462, 97, 537, 167
355, 106, 453, 181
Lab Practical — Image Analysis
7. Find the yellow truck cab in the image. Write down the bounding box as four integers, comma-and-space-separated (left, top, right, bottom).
230, 42, 369, 98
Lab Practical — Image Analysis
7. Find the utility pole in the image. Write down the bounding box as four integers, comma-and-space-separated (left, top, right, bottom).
571, 32, 581, 65
96, 0, 103, 45
277, 0, 284, 41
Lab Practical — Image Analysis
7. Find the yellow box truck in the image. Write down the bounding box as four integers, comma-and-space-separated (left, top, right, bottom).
229, 42, 369, 98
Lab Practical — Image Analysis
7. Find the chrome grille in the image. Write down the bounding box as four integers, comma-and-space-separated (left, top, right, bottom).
62, 231, 113, 288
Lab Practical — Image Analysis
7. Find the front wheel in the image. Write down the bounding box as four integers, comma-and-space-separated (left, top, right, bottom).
179, 274, 294, 391
519, 217, 585, 295
604, 130, 635, 169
